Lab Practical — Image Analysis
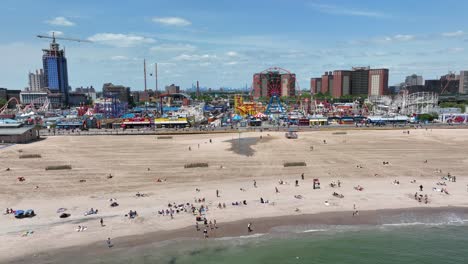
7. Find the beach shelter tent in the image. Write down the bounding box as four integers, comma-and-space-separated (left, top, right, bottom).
232, 115, 242, 121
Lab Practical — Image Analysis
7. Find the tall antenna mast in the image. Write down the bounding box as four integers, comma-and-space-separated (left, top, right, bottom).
143, 59, 147, 92
155, 62, 158, 95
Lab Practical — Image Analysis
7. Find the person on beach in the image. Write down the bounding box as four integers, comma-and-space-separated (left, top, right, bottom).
295, 180, 299, 187
196, 222, 200, 231
203, 228, 208, 238
107, 237, 113, 248
100, 218, 104, 227
214, 219, 217, 229
301, 173, 304, 180
254, 180, 257, 188
216, 189, 220, 197
419, 185, 423, 191
275, 187, 279, 193
248, 223, 253, 232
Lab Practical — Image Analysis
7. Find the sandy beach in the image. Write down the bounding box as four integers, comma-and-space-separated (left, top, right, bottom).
1, 128, 468, 263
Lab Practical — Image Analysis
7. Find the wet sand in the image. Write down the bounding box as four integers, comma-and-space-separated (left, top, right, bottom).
9, 206, 468, 264
226, 136, 273, 156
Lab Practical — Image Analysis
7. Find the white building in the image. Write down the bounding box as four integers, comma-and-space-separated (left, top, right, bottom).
405, 74, 423, 86
28, 69, 46, 91
459, 71, 468, 94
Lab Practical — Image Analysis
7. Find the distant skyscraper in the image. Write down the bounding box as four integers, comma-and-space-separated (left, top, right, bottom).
405, 74, 423, 86
42, 39, 69, 104
459, 71, 468, 94
28, 69, 46, 91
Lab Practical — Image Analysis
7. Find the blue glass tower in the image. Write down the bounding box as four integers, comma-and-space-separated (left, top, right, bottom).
42, 39, 69, 105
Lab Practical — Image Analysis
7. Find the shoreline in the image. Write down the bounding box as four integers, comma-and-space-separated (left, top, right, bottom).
8, 206, 468, 264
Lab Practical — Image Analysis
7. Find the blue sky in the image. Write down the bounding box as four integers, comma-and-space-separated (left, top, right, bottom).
1, 0, 467, 91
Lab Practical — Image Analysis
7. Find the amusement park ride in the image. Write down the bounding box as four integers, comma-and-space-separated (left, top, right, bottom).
0, 97, 51, 118
247, 67, 301, 115
234, 95, 265, 117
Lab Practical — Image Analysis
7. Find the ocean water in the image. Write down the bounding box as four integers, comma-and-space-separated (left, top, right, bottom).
99, 223, 468, 264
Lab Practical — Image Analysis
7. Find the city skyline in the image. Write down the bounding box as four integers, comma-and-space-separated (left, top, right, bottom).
1, 0, 468, 91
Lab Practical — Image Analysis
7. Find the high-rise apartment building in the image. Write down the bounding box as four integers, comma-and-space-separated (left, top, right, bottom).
321, 72, 333, 94
28, 69, 46, 91
310, 66, 389, 97
459, 71, 468, 94
310, 78, 322, 94
369, 69, 389, 96
350, 67, 370, 95
332, 70, 351, 97
42, 39, 69, 104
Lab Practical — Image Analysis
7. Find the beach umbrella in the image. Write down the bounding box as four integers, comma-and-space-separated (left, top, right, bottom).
254, 112, 266, 118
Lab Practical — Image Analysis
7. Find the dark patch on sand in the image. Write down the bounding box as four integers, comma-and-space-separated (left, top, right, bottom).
226, 137, 273, 157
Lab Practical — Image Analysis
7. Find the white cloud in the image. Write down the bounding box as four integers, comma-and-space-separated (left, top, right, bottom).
88, 33, 156, 47
152, 17, 191, 27
308, 3, 387, 18
378, 34, 415, 43
442, 30, 465, 37
173, 53, 217, 61
48, 31, 63, 37
225, 61, 238, 65
46, 17, 75, 26
393, 34, 415, 41
150, 43, 196, 52
110, 55, 129, 61
226, 51, 238, 57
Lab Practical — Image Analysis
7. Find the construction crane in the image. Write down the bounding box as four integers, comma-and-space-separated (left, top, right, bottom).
440, 72, 456, 94
37, 32, 92, 43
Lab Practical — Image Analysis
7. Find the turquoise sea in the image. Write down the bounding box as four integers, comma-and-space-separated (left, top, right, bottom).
98, 222, 468, 264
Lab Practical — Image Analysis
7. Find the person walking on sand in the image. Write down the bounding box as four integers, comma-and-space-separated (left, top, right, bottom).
275, 187, 279, 193
301, 173, 304, 180
214, 219, 217, 229
203, 228, 208, 238
107, 237, 113, 248
100, 218, 104, 227
295, 180, 299, 187
254, 180, 257, 188
248, 222, 253, 232
419, 185, 423, 191
216, 189, 220, 197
